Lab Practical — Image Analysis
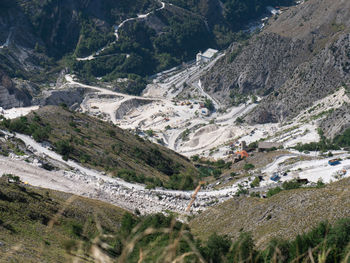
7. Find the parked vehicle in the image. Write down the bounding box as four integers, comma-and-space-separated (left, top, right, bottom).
328, 159, 341, 166
270, 173, 280, 182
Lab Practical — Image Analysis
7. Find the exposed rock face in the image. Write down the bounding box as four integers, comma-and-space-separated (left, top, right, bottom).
202, 33, 306, 103
254, 34, 350, 123
201, 0, 350, 124
36, 87, 91, 108
0, 70, 33, 109
115, 98, 154, 119
320, 104, 350, 139
0, 2, 50, 109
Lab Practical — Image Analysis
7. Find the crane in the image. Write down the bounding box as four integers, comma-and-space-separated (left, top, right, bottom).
186, 181, 205, 212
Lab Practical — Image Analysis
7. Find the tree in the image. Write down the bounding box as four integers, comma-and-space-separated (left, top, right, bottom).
121, 213, 137, 236
250, 177, 260, 188
235, 117, 244, 124
204, 98, 215, 112
267, 187, 283, 197
228, 232, 256, 262
55, 140, 73, 160
202, 233, 231, 263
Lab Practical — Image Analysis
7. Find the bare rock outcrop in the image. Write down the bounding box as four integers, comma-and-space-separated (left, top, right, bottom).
320, 104, 350, 139
35, 87, 92, 108
115, 98, 155, 119
0, 70, 34, 109
201, 0, 350, 124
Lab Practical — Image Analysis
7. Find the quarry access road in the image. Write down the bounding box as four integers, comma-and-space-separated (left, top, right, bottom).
65, 75, 162, 123
77, 1, 166, 61
4, 127, 348, 214
1, 130, 258, 214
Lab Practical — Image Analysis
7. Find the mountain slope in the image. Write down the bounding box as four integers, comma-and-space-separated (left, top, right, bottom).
201, 0, 350, 126
190, 177, 350, 248
0, 0, 297, 110
1, 106, 199, 190
0, 178, 128, 262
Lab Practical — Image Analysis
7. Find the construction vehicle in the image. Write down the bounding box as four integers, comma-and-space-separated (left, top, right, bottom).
233, 150, 249, 163
328, 159, 341, 166
186, 181, 205, 212
270, 173, 280, 182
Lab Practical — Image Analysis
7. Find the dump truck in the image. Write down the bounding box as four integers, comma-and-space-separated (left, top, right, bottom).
328, 159, 341, 166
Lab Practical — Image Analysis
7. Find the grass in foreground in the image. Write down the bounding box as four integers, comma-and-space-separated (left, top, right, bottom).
2, 175, 350, 262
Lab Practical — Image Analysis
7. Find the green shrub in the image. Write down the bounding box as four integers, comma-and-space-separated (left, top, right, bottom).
236, 184, 249, 196
2, 116, 51, 142
267, 187, 282, 197
191, 155, 200, 162
204, 99, 215, 112
55, 140, 73, 160
145, 129, 154, 137
250, 177, 260, 188
235, 117, 244, 124
316, 179, 325, 188
228, 232, 256, 262
282, 180, 302, 190
201, 233, 231, 263
107, 129, 116, 137
250, 192, 260, 198
243, 163, 255, 171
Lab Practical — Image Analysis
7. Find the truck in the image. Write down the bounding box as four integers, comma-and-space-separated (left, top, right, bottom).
328, 159, 341, 166
270, 173, 280, 182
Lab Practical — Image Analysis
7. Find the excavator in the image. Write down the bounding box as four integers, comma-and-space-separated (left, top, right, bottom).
186, 181, 205, 212
233, 150, 249, 163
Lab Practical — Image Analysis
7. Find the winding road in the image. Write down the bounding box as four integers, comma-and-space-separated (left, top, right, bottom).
65, 75, 160, 123
0, 129, 247, 214
77, 1, 166, 61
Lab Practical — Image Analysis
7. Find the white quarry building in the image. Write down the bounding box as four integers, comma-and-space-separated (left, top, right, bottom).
196, 48, 218, 65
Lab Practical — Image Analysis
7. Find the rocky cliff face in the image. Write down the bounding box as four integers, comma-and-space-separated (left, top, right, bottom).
202, 33, 307, 105
36, 88, 90, 109
0, 2, 51, 109
201, 0, 350, 125
0, 70, 35, 109
320, 104, 350, 139
248, 33, 350, 124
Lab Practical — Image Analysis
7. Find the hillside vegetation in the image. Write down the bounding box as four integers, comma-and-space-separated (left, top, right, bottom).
0, 176, 128, 262
0, 0, 295, 100
0, 106, 200, 190
190, 177, 350, 248
3, 177, 350, 262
